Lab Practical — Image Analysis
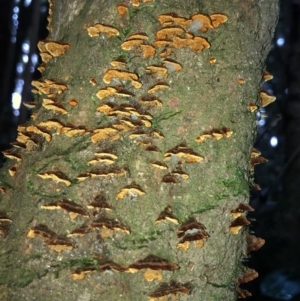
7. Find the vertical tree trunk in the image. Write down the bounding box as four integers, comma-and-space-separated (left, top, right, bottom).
0, 1, 278, 300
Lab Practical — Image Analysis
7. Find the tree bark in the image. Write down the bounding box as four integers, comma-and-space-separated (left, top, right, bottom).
0, 1, 278, 300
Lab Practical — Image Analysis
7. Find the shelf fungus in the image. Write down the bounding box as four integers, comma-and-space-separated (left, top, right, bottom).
67, 224, 91, 237
61, 125, 87, 137
116, 3, 128, 16
162, 173, 180, 184
103, 69, 142, 88
210, 13, 228, 28
155, 206, 179, 225
41, 199, 89, 220
127, 254, 179, 282
44, 237, 76, 253
38, 171, 71, 186
26, 125, 52, 142
229, 216, 251, 235
171, 165, 189, 179
38, 119, 64, 134
139, 95, 163, 107
38, 41, 70, 62
150, 161, 168, 170
245, 233, 265, 254
31, 78, 68, 95
8, 164, 18, 177
262, 70, 273, 82
148, 82, 170, 94
89, 167, 126, 179
26, 224, 57, 240
177, 218, 209, 251
237, 268, 259, 284
162, 58, 182, 72
86, 23, 119, 38
164, 143, 204, 163
76, 172, 91, 182
250, 155, 268, 171
259, 90, 276, 107
91, 127, 120, 143
146, 65, 169, 80
190, 13, 214, 32
248, 102, 258, 113
70, 265, 97, 280
87, 194, 113, 211
148, 281, 192, 300
96, 86, 134, 100
237, 288, 252, 299
195, 127, 232, 143
116, 183, 145, 200
42, 102, 68, 115
230, 203, 254, 218
0, 213, 12, 237
2, 150, 22, 162
90, 217, 130, 238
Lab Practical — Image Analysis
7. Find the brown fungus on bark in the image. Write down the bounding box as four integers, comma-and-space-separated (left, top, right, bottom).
41, 199, 89, 220
164, 143, 204, 163
237, 288, 252, 299
127, 254, 179, 282
146, 65, 168, 80
162, 58, 182, 72
250, 147, 261, 158
67, 224, 91, 237
230, 203, 254, 218
91, 127, 120, 143
103, 69, 142, 88
2, 150, 22, 162
42, 102, 68, 115
38, 119, 64, 134
245, 233, 265, 254
248, 102, 258, 113
44, 41, 70, 57
37, 171, 71, 186
116, 3, 128, 16
229, 216, 251, 235
148, 82, 170, 94
26, 125, 52, 142
26, 224, 57, 239
139, 95, 163, 107
262, 70, 273, 82
148, 281, 192, 300
250, 155, 268, 171
150, 161, 168, 170
155, 206, 179, 225
190, 13, 214, 32
90, 217, 130, 238
0, 213, 12, 237
162, 173, 180, 184
259, 89, 276, 107
87, 194, 113, 211
86, 23, 119, 38
44, 236, 76, 253
8, 164, 17, 177
237, 268, 259, 284
210, 13, 228, 28
116, 183, 145, 200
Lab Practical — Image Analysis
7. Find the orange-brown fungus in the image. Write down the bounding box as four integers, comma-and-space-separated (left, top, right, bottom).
246, 233, 265, 254
230, 203, 254, 218
44, 41, 70, 57
237, 288, 252, 299
86, 23, 119, 38
259, 90, 276, 107
237, 268, 259, 284
248, 102, 258, 112
38, 171, 71, 186
229, 216, 251, 235
116, 183, 145, 200
190, 13, 214, 32
262, 70, 273, 82
210, 13, 228, 28
155, 206, 178, 225
116, 3, 128, 16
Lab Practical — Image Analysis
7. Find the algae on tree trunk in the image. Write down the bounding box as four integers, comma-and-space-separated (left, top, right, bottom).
0, 0, 278, 300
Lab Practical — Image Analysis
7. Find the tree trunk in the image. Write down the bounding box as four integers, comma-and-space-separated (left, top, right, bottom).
0, 1, 278, 300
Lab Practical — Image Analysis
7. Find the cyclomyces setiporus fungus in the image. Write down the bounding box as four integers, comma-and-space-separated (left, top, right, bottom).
245, 233, 265, 254
91, 127, 120, 143
103, 69, 142, 88
259, 90, 276, 107
230, 203, 254, 218
177, 218, 209, 251
237, 288, 252, 299
250, 155, 268, 171
127, 254, 179, 282
150, 161, 168, 170
116, 183, 145, 200
0, 213, 12, 237
38, 171, 71, 186
262, 70, 273, 82
67, 224, 91, 238
87, 194, 113, 211
27, 224, 76, 253
195, 127, 233, 143
139, 95, 163, 107
42, 102, 68, 115
37, 40, 70, 62
164, 143, 204, 163
88, 167, 126, 179
26, 125, 52, 142
116, 3, 128, 16
2, 150, 22, 162
96, 86, 134, 100
41, 199, 89, 220
229, 216, 251, 235
248, 102, 258, 113
146, 65, 169, 80
90, 217, 130, 238
155, 205, 179, 225
237, 268, 259, 284
210, 13, 228, 28
86, 23, 119, 38
148, 281, 192, 300
161, 173, 180, 184
162, 58, 183, 72
31, 78, 67, 95
147, 82, 170, 94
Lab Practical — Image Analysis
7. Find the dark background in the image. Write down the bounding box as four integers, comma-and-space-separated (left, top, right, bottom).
1, 1, 300, 300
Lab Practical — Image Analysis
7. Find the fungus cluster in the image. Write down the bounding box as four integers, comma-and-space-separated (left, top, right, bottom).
229, 203, 253, 235
249, 147, 268, 171
0, 213, 12, 237
27, 224, 76, 253
85, 23, 119, 38
195, 127, 233, 143
176, 218, 209, 251
37, 40, 70, 63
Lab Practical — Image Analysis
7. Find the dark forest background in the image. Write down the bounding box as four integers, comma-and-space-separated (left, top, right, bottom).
1, 1, 300, 300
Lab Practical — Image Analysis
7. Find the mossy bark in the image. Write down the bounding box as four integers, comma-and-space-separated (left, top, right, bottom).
0, 1, 278, 300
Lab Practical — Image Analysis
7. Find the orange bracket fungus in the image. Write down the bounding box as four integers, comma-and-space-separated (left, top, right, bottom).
67, 224, 91, 238
245, 233, 265, 254
86, 23, 119, 38
259, 89, 276, 107
190, 13, 214, 32
41, 199, 89, 220
262, 70, 273, 82
229, 216, 251, 235
0, 213, 12, 237
164, 143, 204, 163
103, 69, 142, 88
237, 288, 252, 299
210, 13, 228, 28
116, 3, 128, 16
237, 268, 259, 284
248, 102, 258, 113
230, 203, 254, 218
27, 224, 76, 253
37, 171, 71, 186
155, 206, 179, 225
116, 183, 145, 200
127, 254, 179, 282
38, 40, 70, 62
161, 173, 180, 184
87, 194, 113, 211
26, 125, 52, 142
2, 150, 22, 162
91, 127, 120, 143
150, 161, 168, 170
90, 217, 130, 238
177, 218, 209, 250
148, 281, 192, 300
